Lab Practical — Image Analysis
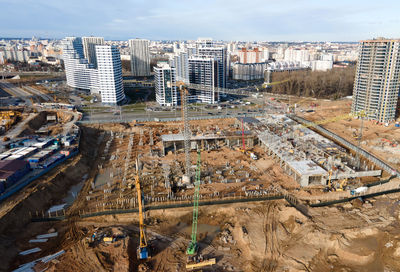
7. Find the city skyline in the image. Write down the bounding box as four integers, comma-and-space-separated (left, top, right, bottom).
1, 0, 399, 41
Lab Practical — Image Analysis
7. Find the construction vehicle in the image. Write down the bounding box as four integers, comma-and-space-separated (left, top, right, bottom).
351, 186, 368, 196
324, 170, 333, 191
187, 149, 201, 256
0, 110, 20, 132
335, 178, 348, 191
325, 171, 348, 192
135, 160, 150, 260
352, 131, 361, 140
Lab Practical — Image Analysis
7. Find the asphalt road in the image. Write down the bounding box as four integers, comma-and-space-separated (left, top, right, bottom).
0, 87, 11, 98
80, 107, 263, 123
0, 82, 33, 106
23, 85, 52, 102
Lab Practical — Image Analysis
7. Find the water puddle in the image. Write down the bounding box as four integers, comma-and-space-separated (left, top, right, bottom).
62, 174, 88, 205
94, 168, 112, 188
183, 223, 220, 241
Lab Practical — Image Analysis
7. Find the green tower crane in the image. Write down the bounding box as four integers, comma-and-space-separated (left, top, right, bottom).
186, 149, 201, 255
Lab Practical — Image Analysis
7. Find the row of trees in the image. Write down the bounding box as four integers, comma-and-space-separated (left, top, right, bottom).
269, 65, 356, 99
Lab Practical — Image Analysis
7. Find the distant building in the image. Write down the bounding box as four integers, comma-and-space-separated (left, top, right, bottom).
129, 39, 151, 77
238, 48, 263, 64
311, 60, 333, 71
284, 48, 310, 63
170, 51, 189, 82
227, 42, 238, 53
232, 63, 268, 80
62, 37, 98, 93
198, 46, 227, 88
266, 61, 308, 72
351, 38, 400, 123
196, 38, 214, 48
0, 52, 4, 64
0, 48, 30, 62
154, 63, 178, 107
188, 55, 218, 104
96, 45, 126, 105
82, 36, 104, 68
264, 61, 309, 85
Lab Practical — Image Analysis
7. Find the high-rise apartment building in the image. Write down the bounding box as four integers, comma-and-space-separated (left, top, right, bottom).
170, 51, 189, 83
154, 63, 178, 107
351, 38, 400, 123
188, 55, 218, 104
129, 39, 151, 77
198, 46, 227, 89
82, 36, 104, 68
62, 37, 98, 93
232, 63, 268, 80
196, 38, 214, 48
238, 48, 263, 64
96, 45, 126, 105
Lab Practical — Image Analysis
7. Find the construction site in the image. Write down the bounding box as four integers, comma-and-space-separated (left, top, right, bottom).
1, 85, 400, 271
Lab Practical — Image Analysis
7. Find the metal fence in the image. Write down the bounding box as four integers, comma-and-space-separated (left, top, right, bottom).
31, 192, 284, 222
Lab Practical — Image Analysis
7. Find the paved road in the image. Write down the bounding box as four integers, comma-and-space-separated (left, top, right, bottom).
62, 111, 81, 136
80, 107, 261, 123
0, 82, 33, 106
0, 113, 36, 152
23, 85, 52, 102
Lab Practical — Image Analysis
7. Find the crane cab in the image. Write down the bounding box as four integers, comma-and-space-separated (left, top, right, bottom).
137, 246, 150, 260
186, 241, 198, 256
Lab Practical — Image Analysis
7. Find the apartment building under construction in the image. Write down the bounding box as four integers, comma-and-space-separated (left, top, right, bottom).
352, 38, 400, 123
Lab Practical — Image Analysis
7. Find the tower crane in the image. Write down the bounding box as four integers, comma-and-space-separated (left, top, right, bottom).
186, 149, 201, 255
179, 84, 191, 182
135, 159, 150, 260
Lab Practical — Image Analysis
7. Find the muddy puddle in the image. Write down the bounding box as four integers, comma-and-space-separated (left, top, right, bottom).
94, 168, 112, 188
63, 174, 88, 205
180, 223, 220, 241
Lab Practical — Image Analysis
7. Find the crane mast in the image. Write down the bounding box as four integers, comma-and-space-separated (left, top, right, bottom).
241, 118, 246, 152
187, 149, 201, 255
135, 160, 149, 260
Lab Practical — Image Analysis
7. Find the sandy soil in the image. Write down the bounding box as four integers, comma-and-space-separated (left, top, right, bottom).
17, 195, 400, 272
3, 114, 400, 271
297, 98, 400, 171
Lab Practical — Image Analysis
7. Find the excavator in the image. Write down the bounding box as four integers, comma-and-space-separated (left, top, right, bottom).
325, 171, 348, 192
324, 170, 333, 192
335, 178, 348, 192
135, 159, 150, 260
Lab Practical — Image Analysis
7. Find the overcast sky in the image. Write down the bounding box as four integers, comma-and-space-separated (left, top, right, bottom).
1, 0, 399, 41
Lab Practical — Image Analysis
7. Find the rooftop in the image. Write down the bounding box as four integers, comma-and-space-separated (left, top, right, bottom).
287, 160, 327, 176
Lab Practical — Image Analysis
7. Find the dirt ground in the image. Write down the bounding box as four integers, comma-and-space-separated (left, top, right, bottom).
12, 194, 400, 272
17, 110, 75, 137
2, 115, 400, 271
0, 126, 104, 271
296, 97, 400, 171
